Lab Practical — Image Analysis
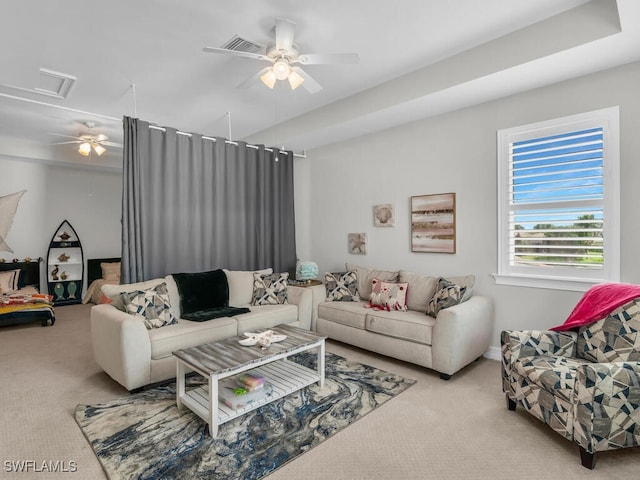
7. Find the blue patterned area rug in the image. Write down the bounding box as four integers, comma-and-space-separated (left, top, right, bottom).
75, 352, 415, 480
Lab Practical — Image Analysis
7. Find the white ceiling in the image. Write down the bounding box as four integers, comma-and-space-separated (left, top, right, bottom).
0, 0, 638, 169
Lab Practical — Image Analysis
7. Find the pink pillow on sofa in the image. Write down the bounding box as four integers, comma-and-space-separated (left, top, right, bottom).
369, 278, 408, 311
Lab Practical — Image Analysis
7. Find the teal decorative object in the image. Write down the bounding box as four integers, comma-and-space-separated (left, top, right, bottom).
53, 282, 65, 301
296, 261, 319, 282
67, 281, 77, 299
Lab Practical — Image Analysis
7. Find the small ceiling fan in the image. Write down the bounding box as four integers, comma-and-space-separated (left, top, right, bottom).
49, 121, 123, 156
203, 18, 359, 94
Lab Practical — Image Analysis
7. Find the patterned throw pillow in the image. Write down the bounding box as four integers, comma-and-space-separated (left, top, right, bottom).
325, 271, 360, 302
120, 282, 177, 329
369, 279, 408, 311
426, 277, 468, 317
251, 272, 289, 305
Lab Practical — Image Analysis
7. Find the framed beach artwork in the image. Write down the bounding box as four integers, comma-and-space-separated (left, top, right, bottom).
348, 233, 367, 254
410, 193, 456, 253
373, 204, 394, 227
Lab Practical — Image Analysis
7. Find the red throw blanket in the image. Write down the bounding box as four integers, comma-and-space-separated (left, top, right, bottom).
551, 283, 640, 331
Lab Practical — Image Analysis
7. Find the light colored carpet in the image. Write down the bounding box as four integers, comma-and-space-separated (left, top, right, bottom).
1, 304, 639, 480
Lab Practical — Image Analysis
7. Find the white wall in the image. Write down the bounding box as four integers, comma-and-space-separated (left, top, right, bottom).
302, 60, 640, 351
0, 158, 122, 292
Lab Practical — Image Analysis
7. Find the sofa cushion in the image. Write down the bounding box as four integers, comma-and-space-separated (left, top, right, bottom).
426, 277, 468, 317
120, 282, 178, 329
251, 272, 289, 305
345, 263, 398, 299
102, 278, 166, 311
577, 299, 640, 363
148, 316, 237, 360
369, 279, 408, 312
318, 301, 368, 329
399, 270, 438, 313
224, 268, 273, 306
235, 304, 298, 333
365, 309, 435, 346
172, 269, 229, 314
513, 354, 586, 402
325, 271, 359, 302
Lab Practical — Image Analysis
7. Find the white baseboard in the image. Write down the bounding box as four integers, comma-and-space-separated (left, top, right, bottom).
483, 346, 501, 361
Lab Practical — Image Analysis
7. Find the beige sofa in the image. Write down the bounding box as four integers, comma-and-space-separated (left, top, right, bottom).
91, 269, 312, 391
314, 264, 494, 380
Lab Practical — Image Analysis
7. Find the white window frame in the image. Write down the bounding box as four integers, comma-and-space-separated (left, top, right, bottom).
494, 107, 620, 292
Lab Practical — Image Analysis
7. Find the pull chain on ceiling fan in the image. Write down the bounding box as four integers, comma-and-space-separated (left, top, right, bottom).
203, 18, 359, 93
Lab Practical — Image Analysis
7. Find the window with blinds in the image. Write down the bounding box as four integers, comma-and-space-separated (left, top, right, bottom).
496, 107, 619, 291
511, 128, 604, 269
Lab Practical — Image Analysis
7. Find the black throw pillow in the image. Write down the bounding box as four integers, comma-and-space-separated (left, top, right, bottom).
172, 269, 229, 315
181, 306, 250, 322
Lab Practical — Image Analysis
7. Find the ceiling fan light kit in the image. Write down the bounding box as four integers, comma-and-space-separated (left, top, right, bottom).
78, 141, 106, 156
260, 57, 304, 90
272, 59, 291, 80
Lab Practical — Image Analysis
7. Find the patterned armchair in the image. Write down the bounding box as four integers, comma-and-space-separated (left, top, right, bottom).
501, 299, 640, 469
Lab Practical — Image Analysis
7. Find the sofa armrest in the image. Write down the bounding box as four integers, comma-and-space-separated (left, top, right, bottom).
90, 304, 152, 391
287, 285, 313, 330
308, 284, 327, 331
500, 329, 577, 395
431, 295, 494, 376
501, 329, 577, 363
574, 362, 640, 453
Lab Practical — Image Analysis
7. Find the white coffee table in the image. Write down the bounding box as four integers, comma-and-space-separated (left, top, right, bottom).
173, 324, 326, 437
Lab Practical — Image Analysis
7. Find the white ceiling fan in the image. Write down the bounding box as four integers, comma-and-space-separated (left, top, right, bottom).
203, 18, 359, 94
49, 121, 123, 156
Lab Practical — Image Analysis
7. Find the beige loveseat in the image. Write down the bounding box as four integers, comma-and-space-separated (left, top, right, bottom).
314, 264, 494, 380
91, 269, 312, 391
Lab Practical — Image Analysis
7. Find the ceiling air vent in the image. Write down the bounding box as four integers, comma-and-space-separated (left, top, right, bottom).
35, 69, 76, 99
1, 68, 76, 100
221, 35, 264, 53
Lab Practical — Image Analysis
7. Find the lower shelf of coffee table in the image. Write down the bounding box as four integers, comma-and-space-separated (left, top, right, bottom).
181, 359, 321, 425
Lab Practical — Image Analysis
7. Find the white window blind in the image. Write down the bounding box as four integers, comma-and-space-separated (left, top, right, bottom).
496, 107, 619, 291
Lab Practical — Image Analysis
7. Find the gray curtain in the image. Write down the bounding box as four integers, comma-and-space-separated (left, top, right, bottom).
121, 116, 296, 283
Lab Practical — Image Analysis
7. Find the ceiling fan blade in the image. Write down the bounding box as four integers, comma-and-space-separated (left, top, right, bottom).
202, 46, 270, 62
275, 18, 296, 52
50, 141, 81, 145
296, 53, 360, 65
237, 67, 272, 89
95, 133, 108, 142
101, 141, 123, 148
292, 67, 322, 94
48, 132, 83, 141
